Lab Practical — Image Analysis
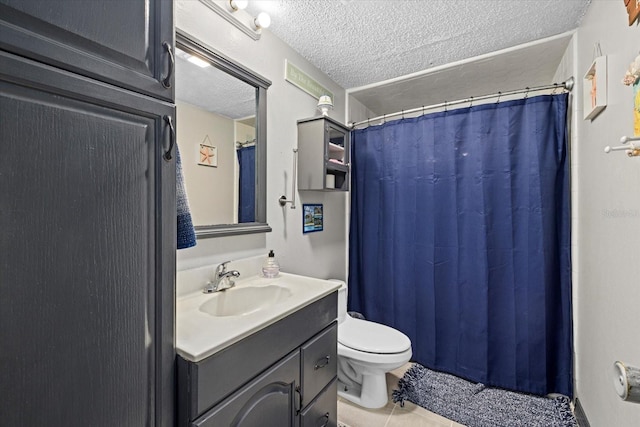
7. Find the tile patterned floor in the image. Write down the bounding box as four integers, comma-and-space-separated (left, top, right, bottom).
337, 363, 466, 427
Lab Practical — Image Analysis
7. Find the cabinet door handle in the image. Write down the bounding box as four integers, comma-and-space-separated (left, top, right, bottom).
295, 385, 302, 415
163, 115, 175, 161
318, 412, 330, 427
314, 355, 330, 370
161, 41, 174, 88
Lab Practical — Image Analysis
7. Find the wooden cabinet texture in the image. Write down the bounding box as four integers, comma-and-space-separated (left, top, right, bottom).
0, 1, 176, 425
0, 0, 175, 100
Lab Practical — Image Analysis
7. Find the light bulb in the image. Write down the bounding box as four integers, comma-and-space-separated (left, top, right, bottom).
254, 12, 271, 29
229, 0, 248, 11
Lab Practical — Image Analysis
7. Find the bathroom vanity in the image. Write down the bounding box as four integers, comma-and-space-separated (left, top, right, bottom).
176, 271, 340, 427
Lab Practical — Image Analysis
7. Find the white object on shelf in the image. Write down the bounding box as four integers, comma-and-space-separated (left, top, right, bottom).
328, 142, 345, 160
325, 174, 335, 188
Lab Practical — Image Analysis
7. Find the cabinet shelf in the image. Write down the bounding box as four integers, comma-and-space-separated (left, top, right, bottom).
326, 162, 348, 173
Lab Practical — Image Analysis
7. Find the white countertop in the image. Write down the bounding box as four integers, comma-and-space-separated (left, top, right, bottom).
176, 272, 340, 362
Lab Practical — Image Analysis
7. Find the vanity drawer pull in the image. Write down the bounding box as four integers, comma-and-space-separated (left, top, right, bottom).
295, 385, 302, 414
318, 412, 330, 427
314, 355, 330, 370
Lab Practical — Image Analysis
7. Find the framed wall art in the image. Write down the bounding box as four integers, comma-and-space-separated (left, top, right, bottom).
303, 204, 323, 233
198, 135, 217, 167
583, 55, 607, 121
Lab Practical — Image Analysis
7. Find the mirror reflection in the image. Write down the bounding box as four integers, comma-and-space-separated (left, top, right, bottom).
175, 45, 258, 226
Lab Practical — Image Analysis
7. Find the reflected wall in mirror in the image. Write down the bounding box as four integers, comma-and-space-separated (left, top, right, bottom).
176, 30, 272, 238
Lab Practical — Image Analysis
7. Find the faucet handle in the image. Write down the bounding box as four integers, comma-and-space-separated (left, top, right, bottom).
215, 261, 231, 275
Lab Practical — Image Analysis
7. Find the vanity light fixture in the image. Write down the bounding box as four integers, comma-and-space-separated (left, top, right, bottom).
253, 12, 271, 30
199, 0, 270, 41
317, 95, 334, 116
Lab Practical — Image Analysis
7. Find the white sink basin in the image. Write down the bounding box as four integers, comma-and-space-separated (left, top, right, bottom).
199, 285, 292, 317
176, 272, 341, 362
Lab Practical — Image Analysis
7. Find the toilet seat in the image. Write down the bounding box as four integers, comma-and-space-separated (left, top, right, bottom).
338, 342, 412, 365
338, 317, 411, 354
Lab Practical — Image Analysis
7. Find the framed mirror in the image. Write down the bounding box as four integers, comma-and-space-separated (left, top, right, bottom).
176, 30, 272, 238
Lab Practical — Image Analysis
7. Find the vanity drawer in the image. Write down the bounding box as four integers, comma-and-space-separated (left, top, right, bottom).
300, 379, 337, 427
301, 322, 337, 406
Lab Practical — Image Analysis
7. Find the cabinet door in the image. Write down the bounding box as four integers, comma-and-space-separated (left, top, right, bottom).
193, 351, 301, 427
325, 123, 350, 191
0, 51, 176, 427
0, 0, 174, 101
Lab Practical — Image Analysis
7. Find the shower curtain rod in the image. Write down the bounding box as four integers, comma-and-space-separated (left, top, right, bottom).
349, 77, 574, 129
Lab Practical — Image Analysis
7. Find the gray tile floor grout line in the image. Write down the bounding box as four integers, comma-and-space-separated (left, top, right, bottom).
383, 403, 399, 427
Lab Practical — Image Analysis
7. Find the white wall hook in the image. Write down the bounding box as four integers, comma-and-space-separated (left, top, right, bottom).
620, 135, 640, 144
605, 136, 640, 157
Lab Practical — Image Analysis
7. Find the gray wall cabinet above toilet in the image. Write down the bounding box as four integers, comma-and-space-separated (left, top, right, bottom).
297, 116, 350, 192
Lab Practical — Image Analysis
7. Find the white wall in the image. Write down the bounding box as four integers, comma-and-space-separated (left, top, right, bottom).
177, 100, 236, 225
347, 95, 378, 124
176, 1, 348, 282
568, 1, 640, 425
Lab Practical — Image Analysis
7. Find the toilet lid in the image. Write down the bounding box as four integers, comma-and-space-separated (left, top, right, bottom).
339, 318, 411, 354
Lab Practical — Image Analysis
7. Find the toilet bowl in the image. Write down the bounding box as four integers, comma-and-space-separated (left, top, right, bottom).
330, 280, 412, 409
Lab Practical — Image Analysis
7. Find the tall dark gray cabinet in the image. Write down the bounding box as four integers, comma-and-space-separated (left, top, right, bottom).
0, 1, 176, 426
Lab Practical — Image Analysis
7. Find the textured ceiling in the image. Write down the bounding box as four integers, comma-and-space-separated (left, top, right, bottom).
246, 0, 591, 90
351, 32, 573, 117
175, 48, 256, 120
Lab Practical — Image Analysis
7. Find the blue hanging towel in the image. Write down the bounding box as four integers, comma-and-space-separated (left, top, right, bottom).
176, 145, 196, 249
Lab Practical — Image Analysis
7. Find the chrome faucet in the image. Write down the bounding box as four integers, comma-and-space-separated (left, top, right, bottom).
203, 261, 240, 293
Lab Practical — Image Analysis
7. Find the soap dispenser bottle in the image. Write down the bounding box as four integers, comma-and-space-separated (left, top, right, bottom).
262, 250, 280, 278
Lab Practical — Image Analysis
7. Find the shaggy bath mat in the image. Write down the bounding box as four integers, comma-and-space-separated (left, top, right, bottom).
393, 364, 577, 427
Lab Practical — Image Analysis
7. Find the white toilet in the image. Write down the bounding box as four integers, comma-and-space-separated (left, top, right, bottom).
331, 280, 412, 409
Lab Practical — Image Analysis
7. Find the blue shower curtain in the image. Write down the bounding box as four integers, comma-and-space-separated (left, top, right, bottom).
348, 94, 572, 397
237, 145, 255, 223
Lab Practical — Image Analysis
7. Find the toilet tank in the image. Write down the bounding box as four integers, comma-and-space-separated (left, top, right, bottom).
328, 279, 348, 323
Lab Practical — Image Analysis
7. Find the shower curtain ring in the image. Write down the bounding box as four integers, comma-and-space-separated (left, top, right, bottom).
496, 92, 501, 104
444, 101, 448, 112
422, 105, 425, 116
524, 87, 530, 99
382, 114, 386, 124
401, 110, 405, 119
469, 96, 474, 107
552, 84, 559, 95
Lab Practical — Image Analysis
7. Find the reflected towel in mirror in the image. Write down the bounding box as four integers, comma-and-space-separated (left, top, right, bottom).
177, 145, 196, 249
